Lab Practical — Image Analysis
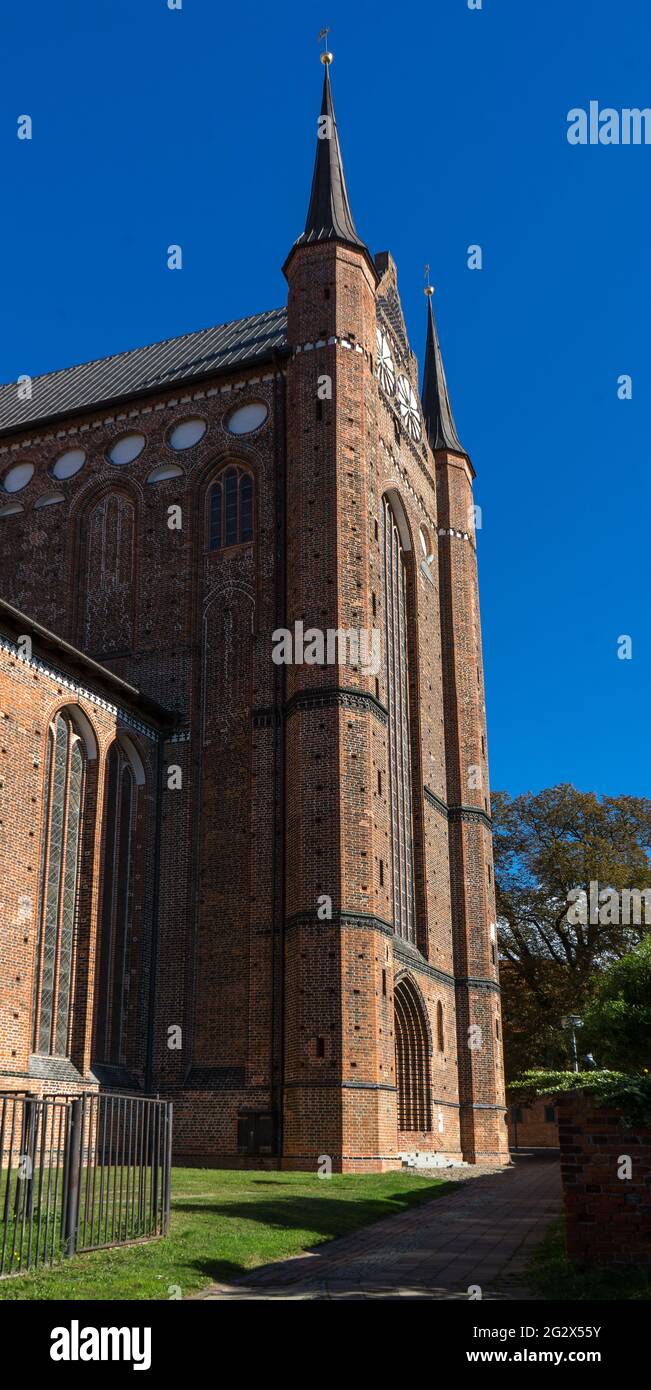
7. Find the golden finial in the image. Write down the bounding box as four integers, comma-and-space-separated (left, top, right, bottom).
318, 27, 333, 64
424, 263, 434, 296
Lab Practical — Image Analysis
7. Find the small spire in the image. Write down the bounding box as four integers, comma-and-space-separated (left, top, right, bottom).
421, 284, 466, 455
295, 48, 368, 253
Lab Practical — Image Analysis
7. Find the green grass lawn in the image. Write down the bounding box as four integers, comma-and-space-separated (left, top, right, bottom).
529, 1219, 651, 1301
0, 1166, 457, 1301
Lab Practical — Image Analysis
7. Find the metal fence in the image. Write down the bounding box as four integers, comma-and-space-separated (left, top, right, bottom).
0, 1090, 172, 1277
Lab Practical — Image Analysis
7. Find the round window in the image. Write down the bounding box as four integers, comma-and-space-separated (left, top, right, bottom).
168, 418, 207, 450
52, 448, 86, 480
2, 462, 34, 493
225, 401, 268, 435
108, 433, 146, 465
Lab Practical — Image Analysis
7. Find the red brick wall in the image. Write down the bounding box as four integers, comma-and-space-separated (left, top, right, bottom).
279, 239, 508, 1169
507, 1096, 559, 1148
558, 1092, 651, 1265
0, 635, 160, 1095
0, 231, 508, 1168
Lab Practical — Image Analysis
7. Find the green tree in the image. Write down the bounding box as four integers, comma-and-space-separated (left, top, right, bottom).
583, 936, 651, 1071
492, 785, 651, 1078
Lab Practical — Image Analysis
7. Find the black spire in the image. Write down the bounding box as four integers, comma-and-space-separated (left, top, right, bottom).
421, 291, 466, 455
295, 59, 368, 252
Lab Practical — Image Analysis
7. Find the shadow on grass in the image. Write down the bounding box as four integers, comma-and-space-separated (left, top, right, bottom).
179, 1183, 459, 1285
189, 1258, 253, 1287
176, 1184, 457, 1229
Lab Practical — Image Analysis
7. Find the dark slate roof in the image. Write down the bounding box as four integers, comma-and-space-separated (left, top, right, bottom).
421, 295, 466, 456
0, 307, 288, 438
0, 597, 172, 726
293, 63, 369, 256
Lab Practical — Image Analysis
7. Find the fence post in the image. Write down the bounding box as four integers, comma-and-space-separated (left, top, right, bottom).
163, 1103, 173, 1234
151, 1105, 160, 1234
63, 1098, 82, 1259
14, 1095, 35, 1218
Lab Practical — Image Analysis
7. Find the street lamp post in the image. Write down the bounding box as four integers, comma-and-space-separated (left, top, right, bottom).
561, 1014, 583, 1073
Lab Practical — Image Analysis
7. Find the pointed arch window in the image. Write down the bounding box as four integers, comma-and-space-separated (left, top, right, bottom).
382, 495, 416, 943
394, 977, 432, 1132
209, 465, 254, 550
95, 740, 138, 1066
34, 711, 86, 1056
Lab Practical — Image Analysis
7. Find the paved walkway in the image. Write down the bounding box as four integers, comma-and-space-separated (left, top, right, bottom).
193, 1151, 561, 1301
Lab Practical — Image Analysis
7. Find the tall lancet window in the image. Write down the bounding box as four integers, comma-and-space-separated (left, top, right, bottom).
209, 465, 254, 550
382, 495, 416, 944
95, 741, 137, 1066
34, 711, 86, 1056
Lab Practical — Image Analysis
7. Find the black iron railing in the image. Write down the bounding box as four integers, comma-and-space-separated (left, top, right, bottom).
0, 1090, 172, 1277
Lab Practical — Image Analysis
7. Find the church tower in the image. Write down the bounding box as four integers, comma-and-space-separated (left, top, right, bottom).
423, 291, 508, 1161
282, 53, 391, 1169
282, 52, 508, 1169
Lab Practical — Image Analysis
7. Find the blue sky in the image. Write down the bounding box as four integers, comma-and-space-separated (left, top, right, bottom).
1, 0, 649, 800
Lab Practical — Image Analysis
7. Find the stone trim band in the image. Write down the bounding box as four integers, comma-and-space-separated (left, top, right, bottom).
285, 911, 500, 994
424, 784, 493, 831
284, 686, 389, 724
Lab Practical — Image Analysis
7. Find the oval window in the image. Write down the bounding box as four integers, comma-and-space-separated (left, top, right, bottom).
168, 418, 206, 450
108, 433, 146, 466
52, 448, 86, 480
2, 462, 34, 493
34, 493, 65, 508
0, 502, 24, 517
146, 464, 184, 484
225, 401, 268, 435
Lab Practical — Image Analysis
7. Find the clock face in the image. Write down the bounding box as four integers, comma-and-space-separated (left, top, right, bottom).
376, 328, 396, 396
396, 374, 422, 442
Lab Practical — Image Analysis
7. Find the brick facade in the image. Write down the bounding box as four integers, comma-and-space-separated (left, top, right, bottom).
558, 1093, 651, 1265
508, 1096, 559, 1149
0, 62, 508, 1170
0, 607, 167, 1098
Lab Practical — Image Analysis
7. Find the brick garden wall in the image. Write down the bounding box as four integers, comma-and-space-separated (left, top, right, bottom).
558, 1092, 651, 1265
507, 1096, 559, 1149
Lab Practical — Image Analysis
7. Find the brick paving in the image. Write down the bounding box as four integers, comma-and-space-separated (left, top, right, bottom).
192, 1151, 561, 1301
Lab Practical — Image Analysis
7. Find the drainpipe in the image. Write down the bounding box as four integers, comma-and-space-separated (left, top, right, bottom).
145, 732, 165, 1093
271, 365, 287, 1162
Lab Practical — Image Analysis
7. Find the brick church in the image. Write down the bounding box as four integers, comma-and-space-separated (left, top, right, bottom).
0, 55, 508, 1169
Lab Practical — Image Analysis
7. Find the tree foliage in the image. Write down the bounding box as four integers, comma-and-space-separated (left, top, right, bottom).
509, 1069, 651, 1127
492, 785, 651, 1077
582, 936, 651, 1070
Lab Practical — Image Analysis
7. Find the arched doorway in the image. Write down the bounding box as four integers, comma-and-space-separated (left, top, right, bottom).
394, 977, 432, 1132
